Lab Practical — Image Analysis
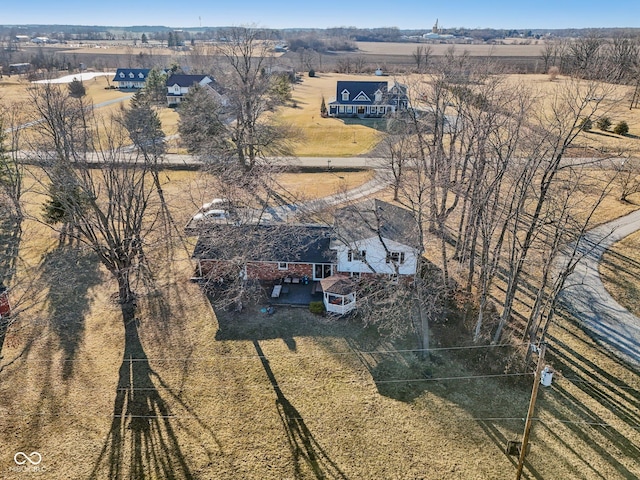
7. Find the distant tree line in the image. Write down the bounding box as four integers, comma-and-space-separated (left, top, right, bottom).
539, 32, 640, 89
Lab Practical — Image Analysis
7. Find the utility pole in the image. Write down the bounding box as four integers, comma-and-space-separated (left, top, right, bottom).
516, 342, 547, 480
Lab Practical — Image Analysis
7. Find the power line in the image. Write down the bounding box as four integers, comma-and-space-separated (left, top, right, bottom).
0, 371, 535, 395
0, 412, 637, 431
0, 342, 530, 363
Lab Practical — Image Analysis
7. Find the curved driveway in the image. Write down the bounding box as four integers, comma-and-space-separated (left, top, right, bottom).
560, 208, 640, 367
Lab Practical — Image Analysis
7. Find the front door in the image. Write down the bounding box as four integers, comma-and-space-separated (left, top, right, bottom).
313, 264, 333, 281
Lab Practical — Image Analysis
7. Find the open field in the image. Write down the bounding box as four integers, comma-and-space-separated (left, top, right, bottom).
1, 167, 640, 479
355, 41, 546, 57
4, 69, 640, 158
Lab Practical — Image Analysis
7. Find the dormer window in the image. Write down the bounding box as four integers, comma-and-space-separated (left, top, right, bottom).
174, 85, 180, 93
374, 89, 383, 102
119, 72, 125, 78
341, 89, 350, 101
129, 72, 134, 78
138, 73, 144, 78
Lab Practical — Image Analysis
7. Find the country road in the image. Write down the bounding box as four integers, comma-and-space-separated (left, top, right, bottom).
560, 208, 640, 368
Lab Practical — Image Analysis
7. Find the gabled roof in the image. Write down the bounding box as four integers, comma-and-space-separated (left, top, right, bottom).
166, 74, 212, 88
112, 68, 150, 82
193, 225, 335, 265
331, 199, 420, 249
336, 81, 388, 105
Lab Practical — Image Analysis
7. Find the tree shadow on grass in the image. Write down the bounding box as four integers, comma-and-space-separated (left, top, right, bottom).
89, 313, 194, 480
253, 340, 349, 480
40, 246, 102, 379
0, 215, 22, 358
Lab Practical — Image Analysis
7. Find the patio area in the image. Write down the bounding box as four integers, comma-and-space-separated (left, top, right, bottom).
264, 279, 323, 306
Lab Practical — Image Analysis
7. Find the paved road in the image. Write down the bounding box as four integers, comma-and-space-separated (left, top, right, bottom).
159, 154, 385, 169
560, 208, 640, 367
262, 169, 391, 222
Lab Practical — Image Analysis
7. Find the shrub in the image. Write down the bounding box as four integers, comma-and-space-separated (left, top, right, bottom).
309, 301, 325, 314
308, 69, 315, 77
578, 117, 592, 131
597, 116, 611, 131
613, 120, 629, 136
548, 66, 560, 81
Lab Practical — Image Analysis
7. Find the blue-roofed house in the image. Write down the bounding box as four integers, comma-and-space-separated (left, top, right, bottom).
112, 68, 150, 90
328, 80, 409, 118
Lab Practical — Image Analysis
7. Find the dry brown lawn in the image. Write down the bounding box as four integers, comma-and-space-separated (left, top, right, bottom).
1, 167, 640, 479
5, 71, 640, 159
278, 73, 388, 157
356, 41, 545, 57
599, 227, 640, 318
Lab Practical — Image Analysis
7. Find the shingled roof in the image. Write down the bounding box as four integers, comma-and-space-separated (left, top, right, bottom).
166, 74, 211, 87
331, 199, 421, 249
193, 224, 336, 265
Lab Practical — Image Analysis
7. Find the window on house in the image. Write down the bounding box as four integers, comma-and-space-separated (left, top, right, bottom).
119, 72, 125, 78
341, 89, 350, 101
348, 250, 366, 262
129, 72, 134, 78
386, 251, 405, 264
388, 273, 399, 284
350, 271, 361, 279
374, 90, 382, 102
346, 106, 353, 113
139, 73, 144, 78
278, 262, 288, 270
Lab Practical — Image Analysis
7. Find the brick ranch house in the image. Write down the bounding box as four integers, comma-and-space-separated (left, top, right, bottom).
191, 199, 421, 314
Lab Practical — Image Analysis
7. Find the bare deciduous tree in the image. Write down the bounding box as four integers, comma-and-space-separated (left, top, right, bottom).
27, 83, 161, 323
211, 26, 298, 170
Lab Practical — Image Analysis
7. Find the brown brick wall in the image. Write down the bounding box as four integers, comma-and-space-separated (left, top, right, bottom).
199, 260, 313, 281
246, 262, 312, 281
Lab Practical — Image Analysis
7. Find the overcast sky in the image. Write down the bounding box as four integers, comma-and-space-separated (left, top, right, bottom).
3, 0, 640, 30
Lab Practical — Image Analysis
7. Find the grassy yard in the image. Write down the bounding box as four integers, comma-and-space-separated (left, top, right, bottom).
599, 228, 640, 318
5, 71, 640, 159
1, 167, 640, 479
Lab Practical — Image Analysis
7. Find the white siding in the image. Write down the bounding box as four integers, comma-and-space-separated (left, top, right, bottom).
334, 237, 418, 276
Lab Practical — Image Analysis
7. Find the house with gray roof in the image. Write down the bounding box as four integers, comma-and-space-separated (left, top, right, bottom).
190, 199, 420, 302
166, 74, 214, 107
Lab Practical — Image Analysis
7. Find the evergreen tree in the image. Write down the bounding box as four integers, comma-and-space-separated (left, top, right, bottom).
67, 78, 85, 98
143, 68, 168, 105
